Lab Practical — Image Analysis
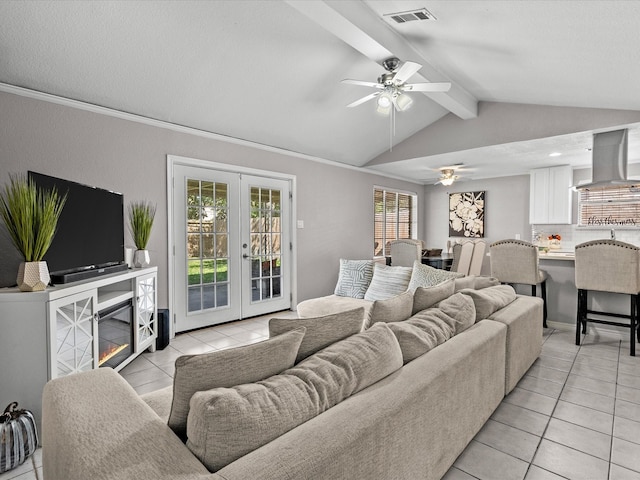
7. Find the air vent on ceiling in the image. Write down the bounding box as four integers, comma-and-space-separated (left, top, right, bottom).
384, 8, 436, 24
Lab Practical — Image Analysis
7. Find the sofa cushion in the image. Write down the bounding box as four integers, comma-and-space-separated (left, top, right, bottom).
369, 290, 414, 326
412, 279, 456, 315
334, 259, 374, 298
387, 293, 476, 364
186, 323, 403, 472
474, 276, 501, 290
269, 307, 364, 363
408, 261, 464, 291
167, 328, 305, 439
461, 285, 517, 322
296, 294, 371, 319
454, 275, 476, 291
364, 263, 413, 301
141, 385, 173, 423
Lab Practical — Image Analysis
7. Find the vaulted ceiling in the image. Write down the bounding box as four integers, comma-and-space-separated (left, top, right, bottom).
1, 1, 640, 183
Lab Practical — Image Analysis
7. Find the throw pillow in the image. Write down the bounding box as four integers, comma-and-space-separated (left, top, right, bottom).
334, 259, 374, 298
408, 261, 465, 291
369, 290, 414, 326
364, 263, 413, 301
460, 285, 517, 321
186, 323, 403, 472
167, 327, 305, 439
388, 293, 476, 364
412, 279, 455, 315
269, 307, 364, 363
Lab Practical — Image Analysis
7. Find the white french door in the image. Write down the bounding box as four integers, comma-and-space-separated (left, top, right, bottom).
172, 164, 292, 333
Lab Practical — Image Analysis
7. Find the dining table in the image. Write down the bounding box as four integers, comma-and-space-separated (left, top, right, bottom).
421, 253, 454, 270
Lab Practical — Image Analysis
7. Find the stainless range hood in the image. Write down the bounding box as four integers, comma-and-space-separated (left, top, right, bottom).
576, 128, 639, 190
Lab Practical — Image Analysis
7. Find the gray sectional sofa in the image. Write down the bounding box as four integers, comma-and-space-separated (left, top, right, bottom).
42, 262, 543, 480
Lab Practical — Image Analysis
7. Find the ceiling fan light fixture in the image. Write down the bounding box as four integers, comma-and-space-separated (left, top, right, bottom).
439, 177, 456, 186
395, 92, 413, 111
377, 92, 392, 108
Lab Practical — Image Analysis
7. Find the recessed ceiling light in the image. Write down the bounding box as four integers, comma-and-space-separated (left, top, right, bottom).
549, 152, 562, 157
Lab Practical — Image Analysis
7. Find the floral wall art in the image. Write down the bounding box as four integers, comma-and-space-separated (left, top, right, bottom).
449, 191, 485, 238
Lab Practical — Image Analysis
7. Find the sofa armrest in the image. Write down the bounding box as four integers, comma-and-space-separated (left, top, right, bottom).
42, 368, 219, 480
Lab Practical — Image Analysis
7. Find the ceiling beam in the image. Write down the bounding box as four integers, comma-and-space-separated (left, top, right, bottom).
285, 0, 477, 120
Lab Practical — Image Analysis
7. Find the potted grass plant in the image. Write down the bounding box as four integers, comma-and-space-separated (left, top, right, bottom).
0, 174, 67, 291
128, 200, 156, 268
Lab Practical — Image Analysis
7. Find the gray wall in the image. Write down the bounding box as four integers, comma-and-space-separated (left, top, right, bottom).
422, 174, 531, 275
0, 90, 423, 308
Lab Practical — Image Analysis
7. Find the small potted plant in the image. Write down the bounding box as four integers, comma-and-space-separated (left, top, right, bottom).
0, 174, 66, 291
128, 200, 156, 268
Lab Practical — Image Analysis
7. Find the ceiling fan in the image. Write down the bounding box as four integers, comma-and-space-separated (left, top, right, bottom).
342, 57, 451, 115
433, 164, 473, 186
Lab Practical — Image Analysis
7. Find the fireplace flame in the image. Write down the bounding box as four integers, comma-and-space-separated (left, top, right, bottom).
99, 343, 129, 366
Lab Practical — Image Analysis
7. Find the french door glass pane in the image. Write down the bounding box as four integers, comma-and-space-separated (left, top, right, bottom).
249, 186, 282, 302
186, 178, 230, 312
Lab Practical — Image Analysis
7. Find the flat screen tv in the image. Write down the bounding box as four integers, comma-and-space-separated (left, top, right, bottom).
28, 171, 125, 282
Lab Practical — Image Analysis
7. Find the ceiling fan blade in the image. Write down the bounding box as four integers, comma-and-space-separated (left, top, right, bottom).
341, 79, 383, 89
403, 82, 452, 92
392, 61, 422, 84
346, 92, 379, 108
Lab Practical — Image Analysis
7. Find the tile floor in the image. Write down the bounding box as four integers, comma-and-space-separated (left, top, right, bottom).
3, 317, 639, 480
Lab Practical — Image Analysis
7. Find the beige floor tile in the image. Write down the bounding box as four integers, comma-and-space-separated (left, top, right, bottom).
560, 386, 615, 414
532, 439, 610, 480
524, 465, 567, 480
454, 440, 529, 480
552, 400, 613, 435
505, 387, 557, 416
516, 375, 564, 398
543, 417, 611, 461
564, 373, 617, 397
611, 437, 640, 474
491, 402, 550, 437
616, 398, 640, 422
614, 416, 640, 445
474, 419, 540, 462
610, 463, 640, 480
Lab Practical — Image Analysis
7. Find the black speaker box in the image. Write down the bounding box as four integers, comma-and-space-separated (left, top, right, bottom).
156, 308, 170, 350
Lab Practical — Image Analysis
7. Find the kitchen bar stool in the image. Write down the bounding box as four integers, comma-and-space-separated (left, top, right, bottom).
490, 239, 548, 328
575, 239, 640, 356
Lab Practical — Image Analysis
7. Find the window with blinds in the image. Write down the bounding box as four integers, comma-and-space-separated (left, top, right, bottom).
373, 188, 417, 256
578, 185, 640, 226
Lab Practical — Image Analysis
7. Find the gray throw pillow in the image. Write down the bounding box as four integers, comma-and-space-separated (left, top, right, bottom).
408, 261, 464, 291
460, 285, 517, 321
167, 327, 305, 439
186, 323, 403, 472
334, 259, 374, 298
369, 290, 414, 327
364, 263, 413, 301
412, 279, 455, 315
269, 307, 364, 363
388, 293, 476, 364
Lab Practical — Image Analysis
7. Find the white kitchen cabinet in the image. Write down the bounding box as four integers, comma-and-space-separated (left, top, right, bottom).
530, 165, 573, 224
0, 266, 157, 431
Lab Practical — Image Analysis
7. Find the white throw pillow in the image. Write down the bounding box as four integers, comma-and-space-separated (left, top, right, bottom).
364, 263, 413, 301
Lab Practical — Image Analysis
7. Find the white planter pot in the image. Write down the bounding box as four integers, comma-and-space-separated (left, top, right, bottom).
17, 261, 50, 292
133, 249, 150, 268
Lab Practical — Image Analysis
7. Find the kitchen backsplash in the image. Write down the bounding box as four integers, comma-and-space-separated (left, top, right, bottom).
531, 225, 640, 251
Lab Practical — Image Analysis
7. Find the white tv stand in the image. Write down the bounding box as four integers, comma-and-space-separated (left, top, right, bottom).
0, 266, 157, 430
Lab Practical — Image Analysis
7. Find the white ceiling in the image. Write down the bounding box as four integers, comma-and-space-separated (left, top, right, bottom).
1, 1, 640, 184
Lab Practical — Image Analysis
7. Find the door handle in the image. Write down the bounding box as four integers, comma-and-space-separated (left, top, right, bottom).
242, 254, 250, 259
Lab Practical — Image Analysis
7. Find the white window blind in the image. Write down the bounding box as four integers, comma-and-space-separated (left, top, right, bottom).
578, 185, 640, 226
373, 188, 417, 256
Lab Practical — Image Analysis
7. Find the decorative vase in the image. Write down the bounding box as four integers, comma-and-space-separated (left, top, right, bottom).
133, 249, 150, 268
16, 261, 50, 292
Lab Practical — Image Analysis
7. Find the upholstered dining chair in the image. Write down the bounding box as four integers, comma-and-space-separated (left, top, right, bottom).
389, 239, 422, 267
468, 240, 487, 276
575, 239, 640, 356
490, 239, 548, 327
450, 241, 474, 275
